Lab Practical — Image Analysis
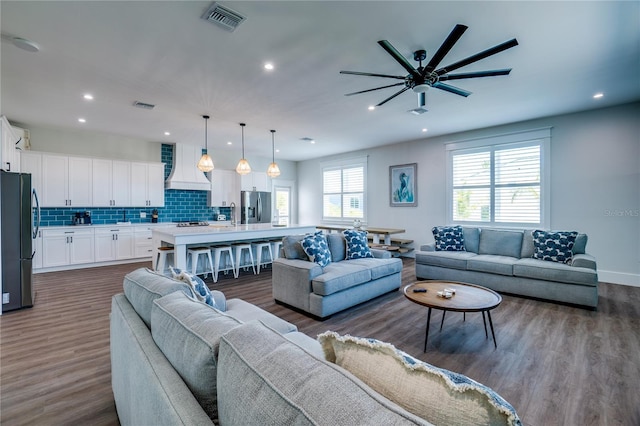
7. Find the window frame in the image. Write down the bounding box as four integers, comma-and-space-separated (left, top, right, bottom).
321, 155, 368, 224
445, 128, 551, 229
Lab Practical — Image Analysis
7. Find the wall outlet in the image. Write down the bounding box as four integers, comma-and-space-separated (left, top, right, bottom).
140, 212, 147, 219
2, 293, 9, 304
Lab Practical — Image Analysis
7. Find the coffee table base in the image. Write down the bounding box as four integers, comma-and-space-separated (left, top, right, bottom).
424, 308, 497, 352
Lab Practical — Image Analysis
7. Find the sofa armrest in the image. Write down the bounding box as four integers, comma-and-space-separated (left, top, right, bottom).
272, 258, 323, 311
370, 248, 391, 259
420, 243, 436, 251
572, 253, 597, 271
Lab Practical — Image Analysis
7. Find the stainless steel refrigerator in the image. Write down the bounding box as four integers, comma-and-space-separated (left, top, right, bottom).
240, 190, 271, 224
1, 171, 39, 312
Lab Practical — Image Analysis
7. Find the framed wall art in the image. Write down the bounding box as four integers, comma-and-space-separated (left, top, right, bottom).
389, 163, 417, 207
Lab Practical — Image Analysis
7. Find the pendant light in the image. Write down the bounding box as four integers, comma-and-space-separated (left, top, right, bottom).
235, 122, 251, 175
196, 115, 214, 172
266, 129, 281, 178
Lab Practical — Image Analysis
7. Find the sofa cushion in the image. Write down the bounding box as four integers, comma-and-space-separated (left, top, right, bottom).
415, 250, 477, 270
123, 267, 194, 328
169, 266, 221, 309
573, 233, 588, 255
479, 229, 523, 258
311, 262, 372, 296
150, 290, 243, 422
301, 231, 332, 267
217, 321, 430, 425
326, 232, 346, 262
467, 255, 518, 276
318, 332, 521, 426
282, 234, 307, 260
462, 227, 480, 253
520, 230, 535, 259
348, 257, 403, 280
343, 229, 374, 259
532, 230, 577, 264
225, 299, 296, 334
432, 226, 465, 251
513, 258, 598, 286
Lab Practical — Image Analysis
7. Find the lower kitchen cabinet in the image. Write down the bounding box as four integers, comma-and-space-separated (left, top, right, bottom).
41, 228, 95, 268
94, 228, 134, 262
134, 225, 155, 258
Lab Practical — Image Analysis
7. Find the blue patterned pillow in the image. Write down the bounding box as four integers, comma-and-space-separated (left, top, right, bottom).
432, 226, 466, 251
532, 230, 578, 264
169, 266, 225, 310
343, 229, 374, 259
300, 231, 332, 267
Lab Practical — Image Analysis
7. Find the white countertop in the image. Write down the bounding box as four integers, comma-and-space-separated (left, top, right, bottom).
152, 223, 315, 238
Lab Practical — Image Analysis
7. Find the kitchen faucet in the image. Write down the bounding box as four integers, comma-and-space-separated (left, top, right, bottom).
229, 202, 236, 226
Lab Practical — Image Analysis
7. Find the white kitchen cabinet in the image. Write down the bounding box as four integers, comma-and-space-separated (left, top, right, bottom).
240, 171, 269, 192
134, 225, 154, 258
1, 116, 20, 173
41, 154, 92, 207
92, 159, 131, 207
20, 151, 43, 197
94, 227, 134, 262
209, 169, 240, 207
131, 162, 165, 207
41, 228, 94, 268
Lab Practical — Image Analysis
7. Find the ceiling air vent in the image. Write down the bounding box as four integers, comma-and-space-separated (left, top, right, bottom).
201, 2, 246, 32
133, 101, 155, 110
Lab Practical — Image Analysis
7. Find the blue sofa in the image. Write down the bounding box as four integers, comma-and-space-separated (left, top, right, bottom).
415, 227, 598, 308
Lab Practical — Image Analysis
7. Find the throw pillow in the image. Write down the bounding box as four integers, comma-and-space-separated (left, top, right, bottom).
531, 230, 578, 264
318, 332, 521, 426
342, 229, 374, 259
300, 231, 332, 267
169, 266, 225, 310
432, 225, 466, 251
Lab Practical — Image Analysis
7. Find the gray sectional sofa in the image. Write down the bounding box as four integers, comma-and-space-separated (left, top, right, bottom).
271, 232, 403, 318
110, 267, 522, 425
415, 227, 598, 308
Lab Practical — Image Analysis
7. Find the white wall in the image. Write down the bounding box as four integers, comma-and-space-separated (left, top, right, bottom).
298, 102, 640, 286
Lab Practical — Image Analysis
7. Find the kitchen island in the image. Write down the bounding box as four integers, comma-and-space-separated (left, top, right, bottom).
151, 223, 316, 270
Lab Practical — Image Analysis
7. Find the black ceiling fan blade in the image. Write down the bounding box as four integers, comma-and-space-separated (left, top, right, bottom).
377, 40, 421, 79
340, 70, 406, 80
424, 24, 468, 74
438, 69, 512, 81
435, 38, 519, 76
432, 82, 472, 97
376, 86, 411, 106
345, 82, 406, 97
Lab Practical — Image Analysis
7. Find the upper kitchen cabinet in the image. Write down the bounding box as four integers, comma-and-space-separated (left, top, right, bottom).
209, 169, 240, 207
41, 153, 92, 207
240, 171, 269, 192
93, 159, 131, 207
1, 116, 21, 173
20, 151, 42, 197
131, 162, 165, 207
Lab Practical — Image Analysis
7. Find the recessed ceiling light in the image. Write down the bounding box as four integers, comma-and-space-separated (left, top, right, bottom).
264, 62, 274, 71
227, 141, 232, 145
276, 149, 280, 153
593, 93, 604, 99
83, 94, 94, 100
422, 128, 428, 132
164, 131, 171, 136
310, 140, 316, 144
368, 105, 375, 111
78, 118, 86, 123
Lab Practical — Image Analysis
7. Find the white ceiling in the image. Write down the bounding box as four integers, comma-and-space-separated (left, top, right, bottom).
1, 1, 639, 162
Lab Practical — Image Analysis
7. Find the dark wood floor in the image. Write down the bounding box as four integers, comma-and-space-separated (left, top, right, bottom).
1, 259, 639, 426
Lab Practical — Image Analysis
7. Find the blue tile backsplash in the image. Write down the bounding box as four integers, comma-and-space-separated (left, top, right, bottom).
38, 144, 231, 226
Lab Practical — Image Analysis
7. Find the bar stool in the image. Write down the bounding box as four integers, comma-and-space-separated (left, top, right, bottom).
187, 247, 214, 278
155, 246, 174, 274
252, 241, 274, 274
211, 245, 235, 283
232, 243, 256, 278
271, 239, 283, 260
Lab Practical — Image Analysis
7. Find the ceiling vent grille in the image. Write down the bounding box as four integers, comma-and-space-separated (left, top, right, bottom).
133, 101, 155, 110
201, 2, 246, 32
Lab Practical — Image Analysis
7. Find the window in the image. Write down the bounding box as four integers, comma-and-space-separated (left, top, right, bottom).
446, 128, 550, 228
274, 185, 290, 226
322, 156, 367, 222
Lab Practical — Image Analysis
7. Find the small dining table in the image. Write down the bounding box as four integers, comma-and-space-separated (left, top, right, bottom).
315, 224, 405, 245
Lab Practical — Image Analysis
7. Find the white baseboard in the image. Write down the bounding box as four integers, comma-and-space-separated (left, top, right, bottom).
598, 270, 640, 287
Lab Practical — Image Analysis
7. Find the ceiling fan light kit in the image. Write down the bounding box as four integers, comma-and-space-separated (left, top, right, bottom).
266, 129, 281, 178
340, 24, 518, 111
197, 115, 214, 172
235, 123, 251, 175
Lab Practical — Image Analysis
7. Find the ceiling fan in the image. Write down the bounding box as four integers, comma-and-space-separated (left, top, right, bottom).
340, 24, 518, 110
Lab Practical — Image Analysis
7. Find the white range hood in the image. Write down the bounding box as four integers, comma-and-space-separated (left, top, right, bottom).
165, 143, 211, 191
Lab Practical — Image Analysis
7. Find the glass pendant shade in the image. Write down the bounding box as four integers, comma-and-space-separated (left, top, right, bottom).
235, 123, 251, 175
266, 129, 281, 177
197, 115, 214, 172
